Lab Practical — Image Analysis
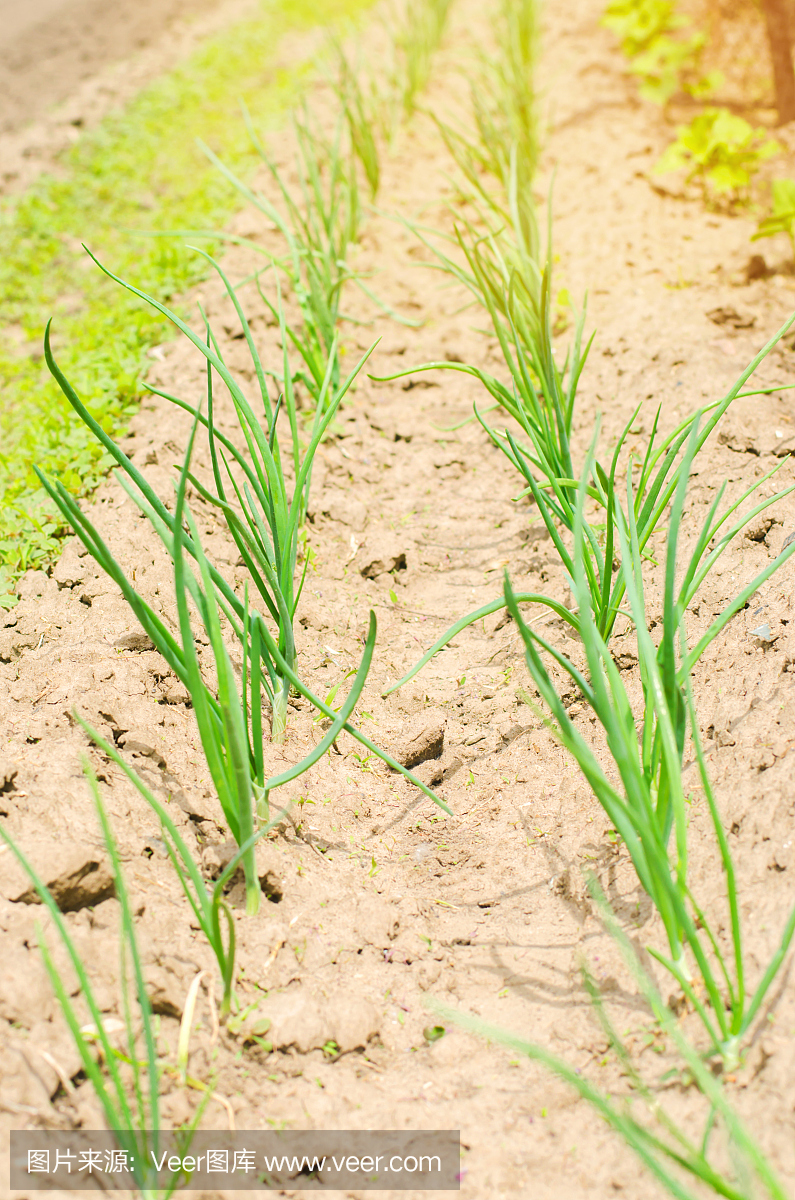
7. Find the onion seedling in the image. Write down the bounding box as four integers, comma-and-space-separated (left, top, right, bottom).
39, 382, 452, 910
38, 411, 274, 913
44, 249, 370, 744
42, 251, 452, 830
380, 282, 795, 694
145, 102, 361, 404
76, 714, 291, 1018
430, 0, 538, 238
503, 420, 795, 1067
0, 765, 203, 1198
330, 39, 381, 200
397, 0, 454, 121
329, 0, 453, 180
199, 103, 360, 401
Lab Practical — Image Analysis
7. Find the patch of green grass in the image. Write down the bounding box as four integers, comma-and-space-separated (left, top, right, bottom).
0, 0, 373, 603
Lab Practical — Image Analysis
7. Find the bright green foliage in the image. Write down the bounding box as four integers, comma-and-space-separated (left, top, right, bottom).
497, 0, 539, 179
198, 104, 362, 401
37, 393, 271, 912
432, 0, 538, 239
378, 242, 795, 699
0, 766, 200, 1196
602, 0, 718, 104
332, 44, 382, 198
398, 0, 454, 119
630, 30, 708, 104
655, 108, 780, 204
328, 0, 454, 178
603, 0, 688, 56
77, 716, 291, 1016
71, 248, 373, 743
40, 394, 448, 917
753, 178, 795, 259
0, 0, 373, 594
40, 309, 450, 865
504, 418, 795, 1069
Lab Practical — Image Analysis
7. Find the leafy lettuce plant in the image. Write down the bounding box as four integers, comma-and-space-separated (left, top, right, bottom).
655, 109, 780, 205
602, 0, 719, 104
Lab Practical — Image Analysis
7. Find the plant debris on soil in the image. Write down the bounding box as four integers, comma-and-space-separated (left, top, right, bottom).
3, 0, 795, 1197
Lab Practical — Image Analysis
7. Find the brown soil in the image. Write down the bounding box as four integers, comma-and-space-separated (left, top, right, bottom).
0, 0, 258, 194
3, 0, 795, 1197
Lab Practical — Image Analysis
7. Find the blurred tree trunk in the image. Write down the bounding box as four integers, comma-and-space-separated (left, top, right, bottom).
762, 0, 795, 124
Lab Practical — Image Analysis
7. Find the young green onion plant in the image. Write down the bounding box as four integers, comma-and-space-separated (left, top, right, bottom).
197, 105, 419, 394
383, 63, 791, 684
432, 888, 790, 1200
329, 38, 381, 200
38, 407, 278, 914
144, 100, 361, 407
46, 248, 436, 803
0, 764, 203, 1198
503, 420, 795, 1069
39, 349, 451, 908
490, 0, 538, 185
77, 713, 292, 1019
45, 246, 368, 744
429, 0, 538, 240
200, 103, 361, 402
396, 0, 454, 122
329, 0, 455, 184
423, 0, 542, 352
379, 275, 795, 694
